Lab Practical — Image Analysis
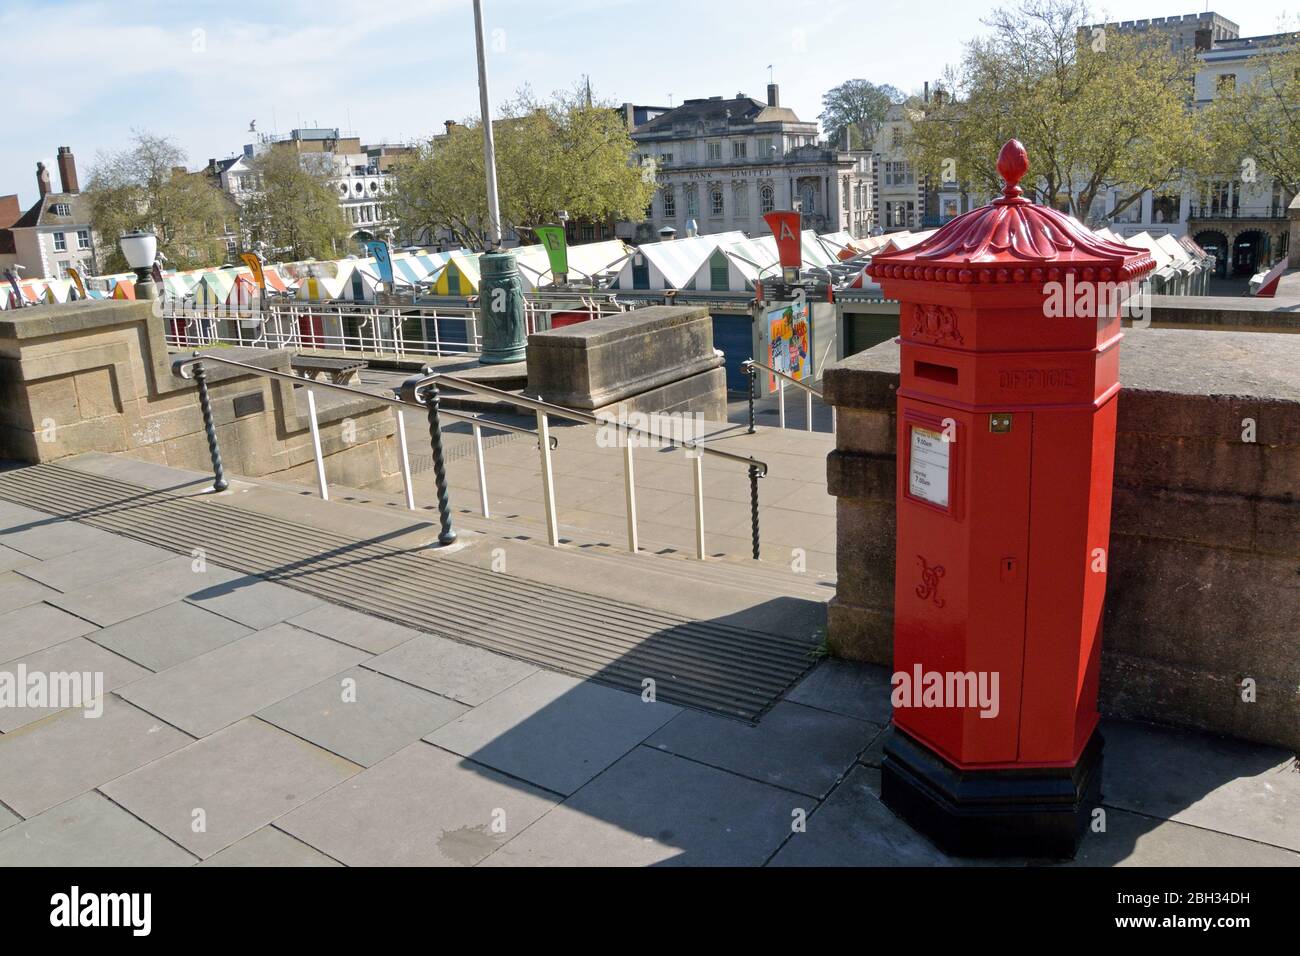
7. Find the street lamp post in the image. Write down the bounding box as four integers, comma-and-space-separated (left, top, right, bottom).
119, 231, 158, 301
472, 0, 526, 364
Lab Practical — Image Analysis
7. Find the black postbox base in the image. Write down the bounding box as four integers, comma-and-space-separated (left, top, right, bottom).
880, 725, 1104, 860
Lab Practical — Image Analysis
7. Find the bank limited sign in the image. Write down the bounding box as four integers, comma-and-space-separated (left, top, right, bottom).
657, 164, 832, 185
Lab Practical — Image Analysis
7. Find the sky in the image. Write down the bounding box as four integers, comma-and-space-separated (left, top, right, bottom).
0, 0, 1295, 209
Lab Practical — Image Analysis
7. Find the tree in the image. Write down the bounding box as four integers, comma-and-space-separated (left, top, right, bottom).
84, 131, 236, 273
1198, 36, 1300, 196
906, 0, 1201, 223
819, 80, 904, 150
239, 147, 351, 262
390, 85, 656, 250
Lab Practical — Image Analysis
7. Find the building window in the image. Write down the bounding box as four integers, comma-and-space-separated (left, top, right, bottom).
685, 185, 699, 218
52, 203, 71, 216
683, 142, 696, 163
733, 183, 749, 216
707, 142, 722, 162
1112, 191, 1140, 224
757, 137, 774, 159
76, 229, 91, 250
581, 225, 595, 241
732, 140, 747, 159
710, 187, 724, 217
843, 178, 851, 212
53, 232, 66, 251
884, 162, 914, 187
1151, 194, 1179, 223
760, 184, 775, 214
662, 187, 676, 218
660, 153, 673, 166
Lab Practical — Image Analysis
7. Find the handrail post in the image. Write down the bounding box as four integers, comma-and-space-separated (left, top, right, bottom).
472, 421, 490, 518
305, 387, 329, 501
394, 406, 416, 511
536, 410, 559, 547
424, 379, 458, 546
806, 387, 814, 433
778, 378, 786, 429
623, 435, 638, 553
749, 464, 760, 560
192, 359, 228, 493
746, 361, 756, 434
691, 448, 706, 560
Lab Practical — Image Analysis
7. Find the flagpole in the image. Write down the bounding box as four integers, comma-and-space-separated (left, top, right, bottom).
472, 0, 503, 250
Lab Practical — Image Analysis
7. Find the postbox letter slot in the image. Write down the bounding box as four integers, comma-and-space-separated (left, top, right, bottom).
914, 360, 959, 386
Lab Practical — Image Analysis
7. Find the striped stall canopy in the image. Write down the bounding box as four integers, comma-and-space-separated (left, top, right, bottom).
613, 232, 746, 291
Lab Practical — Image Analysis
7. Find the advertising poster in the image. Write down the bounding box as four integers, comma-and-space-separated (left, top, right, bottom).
767, 301, 811, 390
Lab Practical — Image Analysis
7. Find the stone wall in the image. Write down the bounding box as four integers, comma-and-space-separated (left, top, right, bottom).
0, 300, 401, 490
824, 328, 1300, 751
526, 305, 728, 421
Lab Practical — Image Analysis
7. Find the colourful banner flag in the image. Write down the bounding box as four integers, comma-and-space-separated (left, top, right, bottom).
763, 211, 803, 270
534, 225, 569, 278
240, 253, 267, 291
67, 267, 87, 300
366, 241, 395, 289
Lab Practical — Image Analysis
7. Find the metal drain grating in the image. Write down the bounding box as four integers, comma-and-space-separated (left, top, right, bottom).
0, 462, 819, 722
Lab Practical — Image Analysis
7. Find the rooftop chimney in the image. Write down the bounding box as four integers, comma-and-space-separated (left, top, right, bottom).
56, 146, 79, 194
36, 162, 51, 198
767, 83, 780, 107
444, 120, 456, 135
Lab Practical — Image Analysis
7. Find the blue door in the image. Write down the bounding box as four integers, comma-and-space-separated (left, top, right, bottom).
711, 313, 753, 391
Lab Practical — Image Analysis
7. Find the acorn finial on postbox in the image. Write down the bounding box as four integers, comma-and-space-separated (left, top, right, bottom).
996, 139, 1029, 201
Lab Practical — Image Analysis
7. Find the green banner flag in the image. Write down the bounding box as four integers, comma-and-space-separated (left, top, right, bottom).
535, 225, 569, 278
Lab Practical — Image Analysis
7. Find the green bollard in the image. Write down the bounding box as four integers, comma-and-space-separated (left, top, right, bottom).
478, 250, 527, 364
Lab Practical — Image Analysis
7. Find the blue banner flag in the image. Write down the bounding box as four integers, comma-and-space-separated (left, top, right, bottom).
366, 241, 395, 289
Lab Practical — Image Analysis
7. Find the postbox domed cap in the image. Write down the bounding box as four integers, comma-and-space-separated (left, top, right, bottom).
867, 140, 1156, 286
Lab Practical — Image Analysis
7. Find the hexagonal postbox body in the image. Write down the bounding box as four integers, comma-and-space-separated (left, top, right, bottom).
868, 141, 1154, 857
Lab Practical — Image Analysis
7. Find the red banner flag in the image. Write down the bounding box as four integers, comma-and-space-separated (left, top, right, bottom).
763, 211, 802, 269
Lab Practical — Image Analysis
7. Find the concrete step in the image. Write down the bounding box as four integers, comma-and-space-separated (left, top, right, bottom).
0, 455, 826, 722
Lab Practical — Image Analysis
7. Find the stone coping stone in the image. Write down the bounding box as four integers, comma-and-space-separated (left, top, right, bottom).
526, 305, 723, 410
824, 328, 1300, 409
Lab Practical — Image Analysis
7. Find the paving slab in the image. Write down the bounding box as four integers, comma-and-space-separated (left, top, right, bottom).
785, 658, 894, 725
0, 500, 56, 532
364, 633, 536, 706
101, 717, 361, 859
89, 601, 253, 672
47, 555, 242, 627
259, 666, 467, 767
0, 517, 118, 560
277, 741, 558, 866
287, 603, 425, 654
0, 791, 196, 866
13, 538, 176, 593
0, 803, 17, 833
426, 671, 680, 796
0, 696, 192, 817
1100, 719, 1300, 852
117, 623, 368, 737
0, 601, 98, 664
200, 826, 341, 867
0, 544, 37, 573
0, 638, 151, 732
1068, 807, 1300, 867
184, 577, 324, 630
0, 571, 58, 615
481, 745, 799, 866
769, 765, 954, 867
646, 700, 879, 799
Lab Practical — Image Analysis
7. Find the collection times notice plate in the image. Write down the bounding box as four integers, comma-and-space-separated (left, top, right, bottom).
909, 425, 950, 508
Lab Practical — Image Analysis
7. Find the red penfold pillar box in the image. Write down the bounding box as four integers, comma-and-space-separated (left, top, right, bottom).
867, 141, 1155, 858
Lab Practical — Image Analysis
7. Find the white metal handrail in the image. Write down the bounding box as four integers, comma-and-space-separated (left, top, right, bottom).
172, 352, 551, 521
402, 370, 770, 560
743, 357, 826, 433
